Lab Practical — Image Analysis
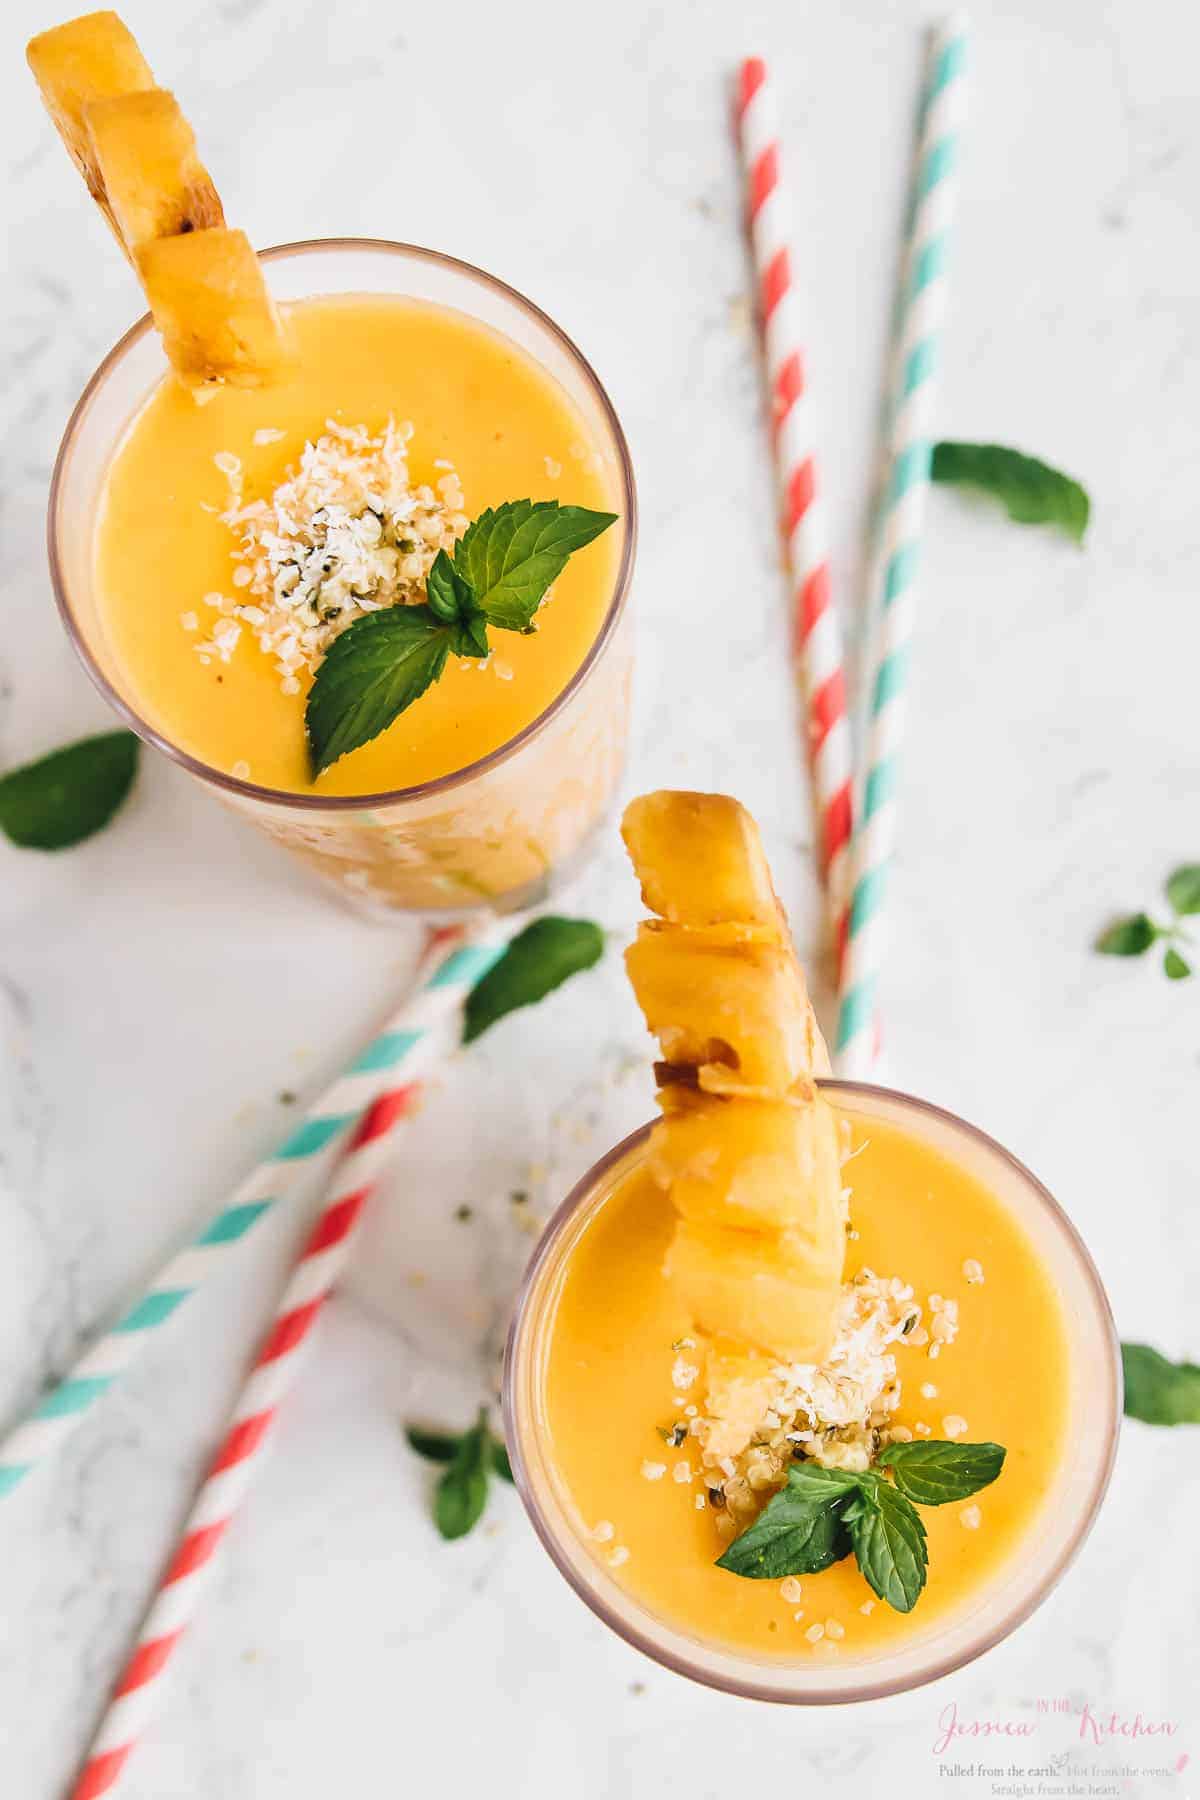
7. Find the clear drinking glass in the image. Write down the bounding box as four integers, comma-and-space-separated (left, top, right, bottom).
503, 1082, 1120, 1704
49, 239, 637, 919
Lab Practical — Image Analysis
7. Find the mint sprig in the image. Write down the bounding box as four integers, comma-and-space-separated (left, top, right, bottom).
931, 442, 1090, 544
0, 729, 140, 850
716, 1441, 1006, 1613
1121, 1343, 1200, 1426
407, 1409, 514, 1541
1095, 863, 1200, 981
305, 499, 617, 775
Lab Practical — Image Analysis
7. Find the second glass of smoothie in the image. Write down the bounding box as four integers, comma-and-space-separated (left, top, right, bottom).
51, 239, 636, 917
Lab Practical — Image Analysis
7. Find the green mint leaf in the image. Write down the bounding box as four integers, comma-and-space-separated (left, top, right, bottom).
492, 1441, 514, 1483
463, 916, 605, 1044
842, 1473, 928, 1613
433, 1409, 492, 1540
715, 1464, 859, 1580
1122, 1343, 1200, 1425
1095, 913, 1158, 957
877, 1439, 1006, 1506
405, 1425, 462, 1465
1165, 864, 1200, 917
0, 730, 139, 851
425, 548, 476, 625
454, 500, 617, 632
305, 606, 450, 776
448, 606, 491, 661
931, 442, 1090, 543
1164, 946, 1192, 981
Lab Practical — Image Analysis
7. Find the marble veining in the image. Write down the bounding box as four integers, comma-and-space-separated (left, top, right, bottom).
2, 0, 1199, 1794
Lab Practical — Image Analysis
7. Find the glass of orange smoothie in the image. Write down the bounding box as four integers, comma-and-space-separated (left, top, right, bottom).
50, 238, 636, 917
504, 1086, 1118, 1701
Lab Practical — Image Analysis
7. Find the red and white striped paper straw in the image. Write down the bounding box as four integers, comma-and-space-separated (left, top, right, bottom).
70, 1086, 417, 1800
735, 57, 855, 951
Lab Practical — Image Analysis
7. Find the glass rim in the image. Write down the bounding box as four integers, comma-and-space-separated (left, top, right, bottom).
502, 1079, 1122, 1705
48, 235, 638, 812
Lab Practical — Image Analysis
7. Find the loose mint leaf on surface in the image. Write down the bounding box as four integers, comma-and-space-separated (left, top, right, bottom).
1164, 947, 1192, 981
463, 917, 605, 1044
433, 1410, 492, 1540
305, 606, 449, 775
877, 1439, 1006, 1506
454, 501, 618, 631
491, 1441, 515, 1483
1122, 1343, 1200, 1425
1165, 864, 1200, 916
405, 1425, 461, 1465
1095, 913, 1158, 957
842, 1474, 928, 1613
0, 730, 139, 851
715, 1465, 859, 1580
931, 442, 1090, 544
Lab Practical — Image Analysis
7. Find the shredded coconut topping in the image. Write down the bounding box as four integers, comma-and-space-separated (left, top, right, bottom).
680, 1268, 961, 1530
192, 420, 469, 688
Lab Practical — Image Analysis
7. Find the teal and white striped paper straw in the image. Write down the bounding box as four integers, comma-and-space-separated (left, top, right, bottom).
835, 15, 969, 1075
0, 919, 519, 1498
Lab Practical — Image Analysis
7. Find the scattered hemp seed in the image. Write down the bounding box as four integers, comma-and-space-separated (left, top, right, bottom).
277, 1090, 297, 1105
454, 1205, 473, 1223
510, 1190, 530, 1207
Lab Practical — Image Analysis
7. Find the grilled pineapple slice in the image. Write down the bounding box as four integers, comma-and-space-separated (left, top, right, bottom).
664, 1217, 841, 1363
651, 1088, 844, 1238
621, 791, 784, 936
621, 790, 845, 1362
84, 89, 223, 252
626, 921, 817, 1099
135, 228, 289, 389
26, 11, 154, 236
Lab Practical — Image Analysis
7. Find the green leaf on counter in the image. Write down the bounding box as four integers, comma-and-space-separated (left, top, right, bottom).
1121, 1343, 1200, 1425
407, 1412, 514, 1536
1095, 914, 1158, 957
0, 730, 139, 851
463, 916, 605, 1043
1164, 947, 1192, 981
931, 442, 1090, 543
1165, 865, 1200, 917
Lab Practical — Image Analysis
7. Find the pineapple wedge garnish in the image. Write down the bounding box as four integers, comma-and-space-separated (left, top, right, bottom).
84, 89, 224, 252
621, 791, 844, 1361
27, 12, 288, 389
135, 228, 289, 389
622, 790, 784, 936
27, 10, 154, 239
651, 1088, 844, 1237
665, 1218, 843, 1364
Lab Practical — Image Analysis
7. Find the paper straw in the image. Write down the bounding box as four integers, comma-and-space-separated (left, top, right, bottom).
0, 918, 518, 1497
835, 17, 969, 1074
735, 56, 855, 945
69, 1088, 411, 1800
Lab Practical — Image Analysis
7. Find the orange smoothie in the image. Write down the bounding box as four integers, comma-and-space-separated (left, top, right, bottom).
531, 1108, 1071, 1664
83, 284, 632, 911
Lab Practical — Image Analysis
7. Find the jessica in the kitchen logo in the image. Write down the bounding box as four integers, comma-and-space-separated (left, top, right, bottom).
932, 1696, 1185, 1759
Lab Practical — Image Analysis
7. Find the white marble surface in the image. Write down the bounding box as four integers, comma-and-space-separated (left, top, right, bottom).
3, 0, 1199, 1793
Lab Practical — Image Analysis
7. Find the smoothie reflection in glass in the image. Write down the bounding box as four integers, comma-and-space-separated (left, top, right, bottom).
52, 240, 635, 917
